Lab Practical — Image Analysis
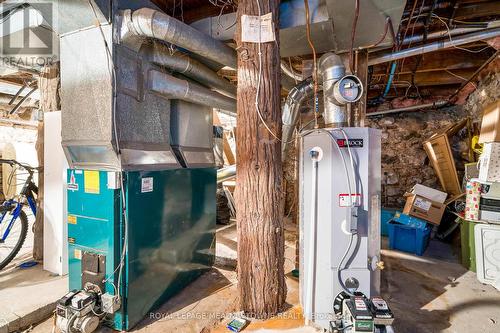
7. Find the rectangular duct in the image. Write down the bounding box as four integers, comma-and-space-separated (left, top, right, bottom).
60, 1, 217, 171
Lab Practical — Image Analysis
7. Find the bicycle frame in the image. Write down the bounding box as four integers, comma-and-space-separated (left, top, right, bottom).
0, 162, 38, 243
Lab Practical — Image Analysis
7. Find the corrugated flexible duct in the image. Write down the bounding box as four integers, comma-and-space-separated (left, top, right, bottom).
125, 8, 237, 69
141, 42, 237, 98
123, 8, 299, 94
281, 77, 314, 161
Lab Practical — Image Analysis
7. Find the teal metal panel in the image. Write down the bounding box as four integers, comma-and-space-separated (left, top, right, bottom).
66, 168, 216, 331
123, 168, 216, 329
66, 169, 124, 327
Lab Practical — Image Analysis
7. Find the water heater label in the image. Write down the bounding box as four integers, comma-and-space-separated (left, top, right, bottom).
339, 193, 362, 207
337, 138, 364, 148
141, 177, 154, 193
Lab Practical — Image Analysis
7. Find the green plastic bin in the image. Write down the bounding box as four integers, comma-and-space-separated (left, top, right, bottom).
460, 218, 477, 272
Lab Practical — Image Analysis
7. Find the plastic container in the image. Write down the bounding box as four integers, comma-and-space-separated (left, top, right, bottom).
388, 221, 432, 256
381, 208, 397, 236
460, 218, 477, 272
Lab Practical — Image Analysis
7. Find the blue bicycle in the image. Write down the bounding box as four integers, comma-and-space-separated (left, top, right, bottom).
0, 159, 38, 270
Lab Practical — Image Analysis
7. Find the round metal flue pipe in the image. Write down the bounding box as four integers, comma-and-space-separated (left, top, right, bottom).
369, 28, 500, 66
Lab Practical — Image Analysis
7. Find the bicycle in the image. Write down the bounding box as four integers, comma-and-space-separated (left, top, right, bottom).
0, 159, 38, 270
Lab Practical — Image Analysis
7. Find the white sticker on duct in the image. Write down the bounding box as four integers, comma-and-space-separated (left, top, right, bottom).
141, 177, 153, 193
241, 13, 275, 43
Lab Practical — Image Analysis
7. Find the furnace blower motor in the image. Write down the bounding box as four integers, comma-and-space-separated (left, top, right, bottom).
56, 286, 121, 333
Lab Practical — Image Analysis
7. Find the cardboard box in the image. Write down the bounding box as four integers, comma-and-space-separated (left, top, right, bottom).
479, 101, 500, 143
479, 142, 500, 182
411, 184, 447, 203
403, 193, 446, 225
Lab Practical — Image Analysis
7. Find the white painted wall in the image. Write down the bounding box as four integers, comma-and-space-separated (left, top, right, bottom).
43, 111, 68, 275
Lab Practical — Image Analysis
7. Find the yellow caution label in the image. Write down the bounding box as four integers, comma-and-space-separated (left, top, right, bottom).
74, 249, 82, 260
84, 170, 100, 194
68, 215, 77, 224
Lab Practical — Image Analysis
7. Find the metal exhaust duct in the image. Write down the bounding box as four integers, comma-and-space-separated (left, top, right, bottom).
125, 8, 237, 69
149, 70, 236, 114
367, 100, 448, 117
319, 53, 348, 127
217, 164, 236, 184
281, 77, 314, 161
142, 42, 237, 98
369, 27, 500, 65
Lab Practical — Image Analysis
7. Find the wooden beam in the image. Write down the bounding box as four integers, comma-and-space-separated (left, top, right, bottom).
235, 0, 286, 318
372, 68, 478, 86
213, 111, 236, 165
454, 1, 500, 21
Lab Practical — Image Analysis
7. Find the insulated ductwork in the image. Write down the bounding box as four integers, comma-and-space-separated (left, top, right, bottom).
281, 77, 314, 161
124, 8, 237, 69
142, 43, 237, 98
318, 53, 348, 127
149, 70, 236, 115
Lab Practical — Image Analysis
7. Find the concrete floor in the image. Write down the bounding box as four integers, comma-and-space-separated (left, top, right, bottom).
0, 215, 67, 333
12, 222, 500, 333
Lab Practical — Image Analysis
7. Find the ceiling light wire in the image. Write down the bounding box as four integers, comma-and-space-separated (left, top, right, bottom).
303, 0, 319, 129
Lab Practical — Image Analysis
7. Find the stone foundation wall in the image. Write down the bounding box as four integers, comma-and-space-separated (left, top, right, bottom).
367, 71, 499, 208
366, 108, 469, 207
283, 71, 500, 215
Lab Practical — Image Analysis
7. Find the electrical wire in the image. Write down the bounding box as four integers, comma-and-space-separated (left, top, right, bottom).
254, 0, 281, 141
303, 0, 319, 129
432, 14, 492, 53
369, 17, 396, 48
445, 69, 476, 88
349, 0, 360, 73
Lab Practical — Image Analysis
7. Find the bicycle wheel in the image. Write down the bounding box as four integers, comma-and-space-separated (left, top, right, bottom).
0, 209, 28, 270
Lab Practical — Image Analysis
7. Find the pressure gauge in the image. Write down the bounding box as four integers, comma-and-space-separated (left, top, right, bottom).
333, 75, 364, 104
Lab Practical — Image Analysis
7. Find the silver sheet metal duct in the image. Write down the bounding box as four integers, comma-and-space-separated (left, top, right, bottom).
319, 53, 348, 127
149, 70, 236, 114
125, 8, 237, 68
369, 28, 500, 65
217, 165, 236, 184
281, 77, 314, 161
398, 21, 500, 47
192, 0, 406, 57
142, 42, 237, 98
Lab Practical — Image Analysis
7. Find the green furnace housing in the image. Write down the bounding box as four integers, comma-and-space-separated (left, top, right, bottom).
67, 168, 216, 330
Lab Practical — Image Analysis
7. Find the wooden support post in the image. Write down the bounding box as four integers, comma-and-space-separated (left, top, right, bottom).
235, 0, 286, 318
354, 49, 369, 127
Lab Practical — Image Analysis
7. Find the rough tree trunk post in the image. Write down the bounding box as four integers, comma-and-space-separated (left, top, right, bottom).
235, 0, 286, 318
